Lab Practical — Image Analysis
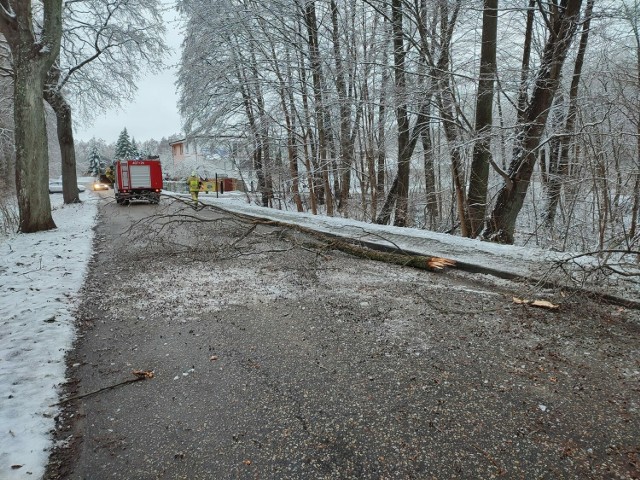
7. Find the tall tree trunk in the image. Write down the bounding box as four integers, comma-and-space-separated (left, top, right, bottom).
250, 46, 274, 208
378, 0, 434, 226
259, 22, 303, 213
467, 0, 498, 236
435, 1, 468, 236
389, 0, 411, 227
483, 0, 584, 244
330, 0, 355, 212
360, 61, 378, 219
286, 80, 304, 213
236, 63, 270, 207
438, 80, 469, 236
376, 67, 388, 200
517, 0, 536, 125
295, 24, 323, 212
0, 0, 64, 233
376, 174, 400, 225
631, 161, 640, 239
44, 72, 81, 205
14, 60, 56, 232
544, 0, 594, 228
596, 156, 609, 251
304, 1, 334, 215
377, 0, 459, 227
421, 128, 439, 229
629, 1, 640, 240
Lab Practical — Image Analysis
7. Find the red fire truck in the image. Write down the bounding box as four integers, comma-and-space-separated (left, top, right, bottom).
113, 157, 163, 205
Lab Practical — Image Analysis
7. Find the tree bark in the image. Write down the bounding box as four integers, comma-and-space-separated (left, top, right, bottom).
516, 0, 536, 125
286, 61, 304, 213
304, 1, 334, 215
236, 62, 270, 208
631, 164, 640, 239
421, 128, 439, 229
434, 1, 468, 236
467, 0, 498, 237
0, 0, 63, 233
390, 0, 411, 227
45, 70, 81, 205
438, 79, 469, 236
376, 174, 399, 225
483, 0, 584, 244
295, 23, 320, 215
14, 59, 56, 232
544, 0, 594, 229
330, 0, 356, 212
376, 63, 388, 200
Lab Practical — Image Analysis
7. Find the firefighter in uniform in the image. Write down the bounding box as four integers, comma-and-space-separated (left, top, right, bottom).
105, 165, 115, 185
188, 172, 201, 205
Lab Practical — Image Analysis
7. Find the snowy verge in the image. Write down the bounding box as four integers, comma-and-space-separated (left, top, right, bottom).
0, 192, 97, 479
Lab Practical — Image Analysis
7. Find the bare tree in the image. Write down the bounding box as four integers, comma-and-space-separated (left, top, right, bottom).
620, 0, 640, 239
303, 0, 335, 215
544, 0, 594, 229
483, 0, 585, 244
330, 0, 358, 212
376, 0, 459, 228
0, 0, 63, 233
47, 0, 166, 204
467, 0, 498, 237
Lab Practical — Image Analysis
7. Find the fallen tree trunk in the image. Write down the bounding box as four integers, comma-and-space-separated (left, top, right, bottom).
200, 202, 640, 309
252, 219, 456, 272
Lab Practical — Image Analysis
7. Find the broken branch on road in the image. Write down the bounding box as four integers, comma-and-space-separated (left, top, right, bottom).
52, 370, 154, 406
512, 297, 560, 310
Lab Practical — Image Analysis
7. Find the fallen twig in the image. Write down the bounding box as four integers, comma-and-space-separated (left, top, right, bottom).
52, 370, 154, 407
231, 224, 257, 247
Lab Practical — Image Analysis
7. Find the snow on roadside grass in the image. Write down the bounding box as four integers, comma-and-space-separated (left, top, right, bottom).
0, 192, 97, 479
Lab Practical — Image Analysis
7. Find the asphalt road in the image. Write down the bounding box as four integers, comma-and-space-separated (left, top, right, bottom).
45, 193, 640, 479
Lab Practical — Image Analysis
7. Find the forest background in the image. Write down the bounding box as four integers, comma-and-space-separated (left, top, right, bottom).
0, 0, 639, 259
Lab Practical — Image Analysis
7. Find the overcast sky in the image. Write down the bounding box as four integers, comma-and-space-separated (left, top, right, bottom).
74, 6, 183, 144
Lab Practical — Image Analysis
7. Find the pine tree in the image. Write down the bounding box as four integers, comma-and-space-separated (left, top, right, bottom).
88, 145, 103, 176
115, 128, 132, 159
129, 137, 140, 158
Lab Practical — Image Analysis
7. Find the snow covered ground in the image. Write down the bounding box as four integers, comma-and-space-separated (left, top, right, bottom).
0, 188, 637, 479
0, 190, 97, 479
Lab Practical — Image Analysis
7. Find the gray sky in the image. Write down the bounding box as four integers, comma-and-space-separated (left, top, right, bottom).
74, 6, 183, 144
74, 66, 182, 144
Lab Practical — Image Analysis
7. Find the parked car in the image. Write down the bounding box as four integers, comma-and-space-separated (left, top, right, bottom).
48, 180, 86, 193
